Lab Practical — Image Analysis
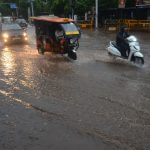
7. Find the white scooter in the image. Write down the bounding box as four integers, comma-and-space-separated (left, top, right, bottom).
107, 35, 144, 65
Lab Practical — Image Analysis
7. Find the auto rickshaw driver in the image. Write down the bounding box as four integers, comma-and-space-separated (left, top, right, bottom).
55, 28, 63, 40
55, 26, 66, 54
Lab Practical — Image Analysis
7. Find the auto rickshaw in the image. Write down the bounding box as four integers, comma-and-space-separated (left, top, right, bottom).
32, 16, 81, 60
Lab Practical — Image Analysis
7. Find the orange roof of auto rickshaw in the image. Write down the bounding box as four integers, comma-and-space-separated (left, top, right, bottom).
31, 16, 74, 23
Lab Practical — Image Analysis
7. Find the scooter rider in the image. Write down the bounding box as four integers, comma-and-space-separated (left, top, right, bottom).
116, 26, 130, 57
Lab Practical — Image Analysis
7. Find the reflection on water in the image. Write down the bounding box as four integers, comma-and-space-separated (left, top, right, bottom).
22, 46, 34, 87
0, 89, 31, 109
1, 47, 16, 76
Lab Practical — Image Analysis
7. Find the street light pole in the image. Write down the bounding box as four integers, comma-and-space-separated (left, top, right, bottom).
95, 0, 98, 28
70, 0, 74, 19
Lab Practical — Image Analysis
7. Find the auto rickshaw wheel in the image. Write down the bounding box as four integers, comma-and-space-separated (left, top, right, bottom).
38, 46, 44, 55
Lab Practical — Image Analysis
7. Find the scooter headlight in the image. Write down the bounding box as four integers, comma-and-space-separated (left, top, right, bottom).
3, 33, 9, 38
70, 39, 77, 44
70, 39, 74, 44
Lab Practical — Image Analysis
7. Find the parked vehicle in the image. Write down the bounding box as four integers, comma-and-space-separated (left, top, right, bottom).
2, 16, 13, 23
32, 16, 81, 60
107, 35, 144, 66
1, 23, 28, 44
15, 18, 28, 29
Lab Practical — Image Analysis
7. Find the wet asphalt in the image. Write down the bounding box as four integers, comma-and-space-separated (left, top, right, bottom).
0, 26, 150, 150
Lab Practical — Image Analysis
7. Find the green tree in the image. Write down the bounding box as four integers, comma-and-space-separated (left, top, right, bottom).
99, 0, 118, 9
0, 0, 28, 18
0, 0, 13, 16
50, 0, 70, 16
0, 0, 137, 18
75, 0, 94, 15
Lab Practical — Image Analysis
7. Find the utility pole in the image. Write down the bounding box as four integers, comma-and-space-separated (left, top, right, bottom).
28, 0, 34, 17
28, 6, 31, 18
16, 7, 19, 17
70, 0, 75, 19
95, 0, 98, 28
27, 0, 31, 22
31, 0, 34, 16
72, 7, 74, 19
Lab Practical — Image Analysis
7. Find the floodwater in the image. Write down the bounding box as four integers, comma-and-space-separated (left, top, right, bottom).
0, 26, 150, 150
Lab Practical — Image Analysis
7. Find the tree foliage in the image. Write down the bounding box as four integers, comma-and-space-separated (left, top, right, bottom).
0, 0, 137, 17
50, 0, 70, 16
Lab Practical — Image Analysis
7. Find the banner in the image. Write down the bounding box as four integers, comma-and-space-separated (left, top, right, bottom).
136, 0, 143, 5
143, 0, 150, 4
136, 0, 150, 5
118, 0, 126, 8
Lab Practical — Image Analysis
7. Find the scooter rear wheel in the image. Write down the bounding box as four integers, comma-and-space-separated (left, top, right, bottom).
108, 52, 116, 60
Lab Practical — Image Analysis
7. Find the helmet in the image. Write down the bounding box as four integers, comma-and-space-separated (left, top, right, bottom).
120, 26, 128, 33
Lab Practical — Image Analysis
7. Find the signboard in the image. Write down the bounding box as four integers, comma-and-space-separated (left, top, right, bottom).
118, 0, 126, 8
10, 3, 17, 9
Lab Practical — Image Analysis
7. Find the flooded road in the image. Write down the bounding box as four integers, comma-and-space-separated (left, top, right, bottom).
0, 26, 150, 150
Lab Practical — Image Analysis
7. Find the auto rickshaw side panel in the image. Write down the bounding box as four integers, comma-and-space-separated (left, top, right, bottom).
34, 20, 66, 54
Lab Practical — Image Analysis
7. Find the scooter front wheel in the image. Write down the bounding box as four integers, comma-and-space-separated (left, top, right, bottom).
134, 57, 144, 66
68, 51, 77, 60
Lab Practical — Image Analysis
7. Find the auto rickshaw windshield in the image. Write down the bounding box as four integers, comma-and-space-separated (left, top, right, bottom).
61, 22, 78, 32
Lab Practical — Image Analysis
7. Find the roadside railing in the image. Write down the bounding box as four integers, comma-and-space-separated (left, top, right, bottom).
77, 20, 94, 29
104, 19, 150, 31
119, 19, 150, 31
104, 19, 119, 31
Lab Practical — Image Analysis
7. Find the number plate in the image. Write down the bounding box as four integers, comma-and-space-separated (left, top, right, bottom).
65, 31, 79, 35
13, 37, 20, 40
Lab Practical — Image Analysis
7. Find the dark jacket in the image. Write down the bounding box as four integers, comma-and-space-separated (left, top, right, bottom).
116, 27, 130, 57
116, 27, 129, 47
